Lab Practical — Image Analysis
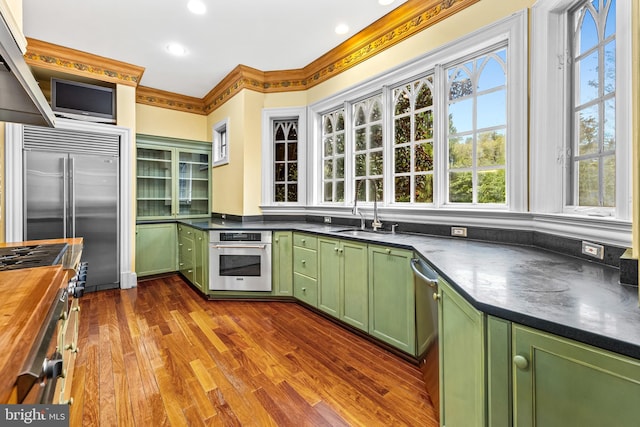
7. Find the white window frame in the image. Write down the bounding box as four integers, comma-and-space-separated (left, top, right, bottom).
530, 0, 632, 219
212, 118, 229, 167
261, 107, 307, 209
529, 0, 632, 246
308, 10, 528, 215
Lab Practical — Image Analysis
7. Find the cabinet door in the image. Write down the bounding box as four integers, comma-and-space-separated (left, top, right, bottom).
193, 228, 208, 292
439, 279, 486, 427
513, 325, 640, 427
177, 150, 210, 217
273, 231, 293, 296
340, 240, 368, 332
368, 245, 415, 354
177, 225, 195, 283
136, 223, 177, 276
318, 237, 340, 317
136, 147, 174, 219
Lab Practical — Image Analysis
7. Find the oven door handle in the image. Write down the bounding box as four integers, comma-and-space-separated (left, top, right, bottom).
211, 244, 267, 250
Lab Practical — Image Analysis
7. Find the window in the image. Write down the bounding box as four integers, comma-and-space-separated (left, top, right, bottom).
212, 119, 229, 167
531, 0, 631, 224
353, 95, 384, 202
446, 48, 507, 205
274, 119, 298, 202
392, 75, 435, 204
569, 0, 616, 208
322, 108, 346, 202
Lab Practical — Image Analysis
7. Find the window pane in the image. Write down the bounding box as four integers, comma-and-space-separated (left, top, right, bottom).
415, 174, 433, 203
395, 176, 411, 202
355, 107, 366, 126
579, 9, 598, 55
324, 137, 333, 156
321, 110, 344, 203
288, 142, 298, 161
577, 105, 599, 156
604, 98, 615, 151
370, 101, 383, 121
275, 125, 285, 141
394, 88, 411, 115
604, 40, 615, 94
368, 178, 383, 201
395, 117, 411, 144
323, 116, 333, 134
415, 82, 433, 109
449, 137, 472, 168
477, 90, 506, 129
578, 159, 599, 206
355, 128, 367, 151
336, 134, 345, 154
287, 184, 297, 202
478, 169, 506, 203
395, 146, 411, 173
577, 51, 599, 105
449, 69, 473, 100
355, 154, 366, 176
275, 163, 285, 181
415, 142, 434, 172
604, 0, 616, 39
449, 171, 473, 202
335, 182, 344, 202
336, 157, 344, 179
275, 143, 285, 161
336, 113, 345, 131
371, 124, 383, 148
324, 160, 333, 179
370, 151, 383, 175
449, 99, 473, 133
603, 155, 615, 207
324, 182, 333, 202
415, 111, 433, 140
477, 56, 505, 91
275, 184, 286, 202
477, 130, 506, 167
287, 163, 297, 182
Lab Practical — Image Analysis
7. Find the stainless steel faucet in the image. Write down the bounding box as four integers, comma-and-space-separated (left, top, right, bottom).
352, 179, 382, 231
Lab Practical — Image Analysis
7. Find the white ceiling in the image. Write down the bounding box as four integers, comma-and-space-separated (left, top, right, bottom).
23, 0, 407, 98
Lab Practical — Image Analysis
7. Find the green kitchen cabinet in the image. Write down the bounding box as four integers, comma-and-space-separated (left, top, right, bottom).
273, 231, 293, 296
136, 134, 211, 220
192, 227, 209, 292
368, 245, 416, 354
318, 237, 368, 332
438, 278, 486, 427
293, 233, 318, 307
135, 223, 177, 277
512, 324, 640, 427
177, 224, 196, 284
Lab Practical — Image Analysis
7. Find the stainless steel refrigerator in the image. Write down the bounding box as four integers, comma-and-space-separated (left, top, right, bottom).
23, 126, 119, 289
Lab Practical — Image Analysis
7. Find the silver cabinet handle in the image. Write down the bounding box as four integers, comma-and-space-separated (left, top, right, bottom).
211, 244, 266, 250
411, 258, 438, 288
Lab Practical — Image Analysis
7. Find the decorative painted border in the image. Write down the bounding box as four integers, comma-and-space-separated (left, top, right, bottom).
24, 38, 145, 86
24, 0, 478, 114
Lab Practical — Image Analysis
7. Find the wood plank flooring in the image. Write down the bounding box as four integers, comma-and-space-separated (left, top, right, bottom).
69, 274, 438, 426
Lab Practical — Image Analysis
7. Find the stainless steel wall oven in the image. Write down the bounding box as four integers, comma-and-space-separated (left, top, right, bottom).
209, 231, 272, 292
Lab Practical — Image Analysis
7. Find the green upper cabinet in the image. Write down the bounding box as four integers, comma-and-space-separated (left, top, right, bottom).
318, 237, 368, 332
513, 324, 640, 427
135, 223, 177, 277
136, 134, 211, 220
273, 231, 293, 297
438, 278, 486, 427
368, 245, 415, 354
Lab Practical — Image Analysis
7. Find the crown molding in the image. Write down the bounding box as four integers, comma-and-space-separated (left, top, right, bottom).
23, 0, 478, 115
137, 86, 206, 115
24, 37, 145, 86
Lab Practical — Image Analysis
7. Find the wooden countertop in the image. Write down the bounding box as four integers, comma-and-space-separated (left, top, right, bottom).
0, 237, 83, 403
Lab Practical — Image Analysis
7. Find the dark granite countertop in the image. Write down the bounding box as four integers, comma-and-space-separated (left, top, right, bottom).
175, 219, 640, 360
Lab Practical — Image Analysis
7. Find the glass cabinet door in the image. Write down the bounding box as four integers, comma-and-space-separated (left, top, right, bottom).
178, 150, 210, 216
137, 147, 173, 218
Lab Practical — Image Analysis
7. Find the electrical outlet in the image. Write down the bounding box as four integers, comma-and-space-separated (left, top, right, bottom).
221, 214, 226, 219
451, 226, 467, 237
582, 241, 604, 260
324, 216, 332, 224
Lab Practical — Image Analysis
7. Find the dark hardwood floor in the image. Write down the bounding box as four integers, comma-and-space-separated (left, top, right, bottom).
69, 274, 438, 426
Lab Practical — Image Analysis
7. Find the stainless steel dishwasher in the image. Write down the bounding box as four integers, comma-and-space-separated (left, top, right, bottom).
411, 257, 440, 422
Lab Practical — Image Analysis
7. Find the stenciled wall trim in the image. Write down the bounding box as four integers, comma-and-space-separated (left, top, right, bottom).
23, 0, 478, 115
25, 37, 145, 86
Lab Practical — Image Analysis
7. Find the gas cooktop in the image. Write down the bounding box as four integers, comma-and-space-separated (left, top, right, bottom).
0, 243, 68, 271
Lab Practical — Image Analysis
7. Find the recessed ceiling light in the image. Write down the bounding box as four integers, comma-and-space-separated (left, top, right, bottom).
379, 0, 395, 5
187, 0, 206, 15
335, 23, 350, 35
166, 43, 187, 56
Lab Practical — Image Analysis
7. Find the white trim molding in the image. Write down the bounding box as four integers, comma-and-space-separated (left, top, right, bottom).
4, 119, 137, 289
212, 118, 229, 167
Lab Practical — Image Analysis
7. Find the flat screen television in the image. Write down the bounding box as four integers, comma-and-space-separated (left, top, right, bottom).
51, 78, 116, 123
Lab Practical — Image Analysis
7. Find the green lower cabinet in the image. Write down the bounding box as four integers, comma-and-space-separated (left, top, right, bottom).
177, 224, 195, 283
513, 324, 640, 427
293, 233, 318, 307
368, 245, 415, 355
487, 316, 512, 427
192, 228, 209, 292
438, 278, 486, 427
318, 237, 368, 332
272, 231, 293, 296
136, 223, 177, 276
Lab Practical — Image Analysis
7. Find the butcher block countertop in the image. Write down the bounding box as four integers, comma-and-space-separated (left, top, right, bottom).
0, 237, 82, 403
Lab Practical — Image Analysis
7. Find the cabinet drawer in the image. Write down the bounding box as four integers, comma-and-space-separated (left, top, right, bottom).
294, 233, 317, 250
294, 272, 318, 307
293, 246, 317, 278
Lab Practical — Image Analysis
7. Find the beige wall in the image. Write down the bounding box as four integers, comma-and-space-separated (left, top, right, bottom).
136, 104, 208, 141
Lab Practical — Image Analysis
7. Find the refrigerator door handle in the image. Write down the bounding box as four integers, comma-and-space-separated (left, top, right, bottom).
69, 156, 75, 238
63, 157, 68, 238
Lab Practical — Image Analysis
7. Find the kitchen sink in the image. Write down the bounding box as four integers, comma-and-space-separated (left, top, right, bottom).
334, 228, 390, 237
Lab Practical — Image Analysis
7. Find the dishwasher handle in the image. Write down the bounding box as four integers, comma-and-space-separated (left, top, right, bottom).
211, 244, 267, 250
411, 258, 438, 289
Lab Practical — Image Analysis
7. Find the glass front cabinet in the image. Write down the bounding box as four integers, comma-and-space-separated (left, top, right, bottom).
136, 135, 211, 219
